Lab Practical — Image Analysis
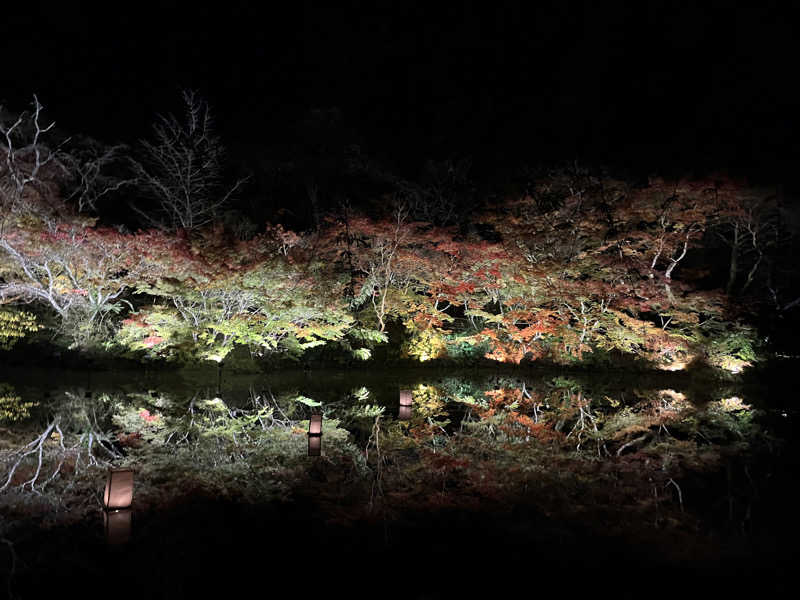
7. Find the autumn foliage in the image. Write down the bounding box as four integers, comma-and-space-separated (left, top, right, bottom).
0, 156, 775, 372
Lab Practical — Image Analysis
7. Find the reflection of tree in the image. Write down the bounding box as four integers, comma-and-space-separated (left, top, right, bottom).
0, 382, 35, 423
0, 391, 120, 494
0, 375, 775, 569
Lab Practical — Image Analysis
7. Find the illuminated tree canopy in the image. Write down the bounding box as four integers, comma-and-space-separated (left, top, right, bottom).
1, 96, 794, 374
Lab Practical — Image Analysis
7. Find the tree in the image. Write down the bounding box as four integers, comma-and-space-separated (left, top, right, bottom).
0, 224, 132, 332
64, 138, 135, 214
709, 180, 778, 296
395, 158, 475, 227
337, 206, 454, 334
2, 95, 138, 225
131, 90, 246, 231
0, 95, 69, 233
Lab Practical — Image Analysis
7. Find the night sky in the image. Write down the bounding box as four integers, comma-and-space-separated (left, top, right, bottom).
3, 1, 798, 184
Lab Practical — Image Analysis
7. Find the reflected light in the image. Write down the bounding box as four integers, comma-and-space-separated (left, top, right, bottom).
398, 405, 412, 420
658, 389, 687, 402
658, 360, 687, 371
719, 356, 751, 374
308, 435, 321, 456
719, 396, 751, 411
104, 508, 132, 546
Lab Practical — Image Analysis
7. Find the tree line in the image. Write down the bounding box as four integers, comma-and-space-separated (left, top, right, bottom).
2, 93, 797, 371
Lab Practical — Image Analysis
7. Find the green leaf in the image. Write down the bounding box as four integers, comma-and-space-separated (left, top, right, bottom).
293, 395, 322, 407
352, 348, 371, 360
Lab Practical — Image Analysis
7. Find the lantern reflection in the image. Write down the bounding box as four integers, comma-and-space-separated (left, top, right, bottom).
308, 435, 322, 456
104, 508, 132, 546
103, 468, 134, 511
398, 404, 412, 420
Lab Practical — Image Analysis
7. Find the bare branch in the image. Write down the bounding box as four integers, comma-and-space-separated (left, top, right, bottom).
130, 91, 247, 231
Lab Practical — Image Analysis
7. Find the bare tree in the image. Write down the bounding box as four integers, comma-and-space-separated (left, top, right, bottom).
131, 90, 246, 231
64, 139, 135, 213
359, 205, 412, 332
0, 95, 69, 231
713, 191, 777, 296
2, 95, 138, 223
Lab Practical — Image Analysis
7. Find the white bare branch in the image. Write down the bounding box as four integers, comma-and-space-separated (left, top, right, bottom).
130, 90, 247, 231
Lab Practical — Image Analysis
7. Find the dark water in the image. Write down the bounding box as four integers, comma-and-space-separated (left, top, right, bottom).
1, 363, 701, 403
0, 366, 796, 598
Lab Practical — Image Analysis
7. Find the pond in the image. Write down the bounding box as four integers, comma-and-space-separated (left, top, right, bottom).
0, 365, 796, 598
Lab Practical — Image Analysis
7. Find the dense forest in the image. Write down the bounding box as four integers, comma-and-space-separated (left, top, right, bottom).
2, 92, 799, 375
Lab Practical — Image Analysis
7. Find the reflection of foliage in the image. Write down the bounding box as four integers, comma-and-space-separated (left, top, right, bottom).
0, 375, 779, 566
293, 395, 321, 407
411, 385, 448, 419
345, 404, 385, 419
0, 386, 363, 522
349, 387, 370, 402
0, 391, 121, 502
0, 383, 36, 423
115, 390, 355, 503
699, 397, 758, 442
112, 398, 168, 445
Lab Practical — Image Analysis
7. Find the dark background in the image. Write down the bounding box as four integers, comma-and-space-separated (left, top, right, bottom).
2, 1, 798, 196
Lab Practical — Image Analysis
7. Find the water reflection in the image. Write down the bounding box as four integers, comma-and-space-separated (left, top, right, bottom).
104, 508, 132, 546
102, 468, 134, 545
398, 405, 412, 420
0, 367, 782, 562
308, 435, 321, 456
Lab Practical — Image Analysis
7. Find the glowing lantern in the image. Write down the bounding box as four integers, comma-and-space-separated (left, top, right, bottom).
308, 414, 323, 436
103, 468, 134, 511
104, 508, 132, 545
308, 435, 322, 456
398, 405, 412, 420
399, 389, 413, 407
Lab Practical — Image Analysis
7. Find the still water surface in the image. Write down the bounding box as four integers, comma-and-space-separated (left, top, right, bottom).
0, 365, 795, 598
